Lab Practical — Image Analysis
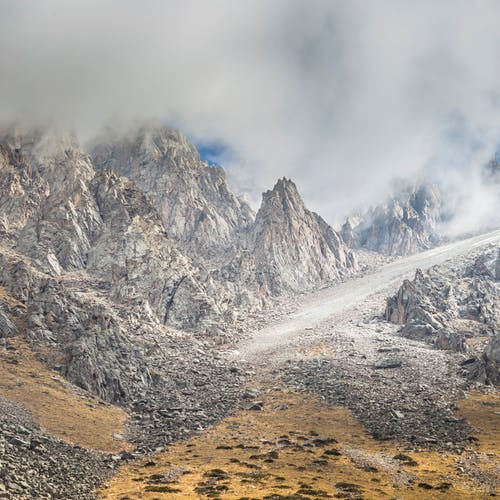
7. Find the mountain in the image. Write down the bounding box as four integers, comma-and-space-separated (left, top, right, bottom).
0, 123, 358, 407
342, 182, 443, 256
251, 178, 357, 293
90, 124, 357, 298
91, 124, 254, 262
2, 122, 499, 500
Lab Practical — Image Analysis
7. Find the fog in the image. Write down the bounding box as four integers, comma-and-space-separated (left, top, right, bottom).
2, 0, 500, 230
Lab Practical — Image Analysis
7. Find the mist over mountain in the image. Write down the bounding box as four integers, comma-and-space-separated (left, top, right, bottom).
2, 1, 500, 231
2, 3, 500, 499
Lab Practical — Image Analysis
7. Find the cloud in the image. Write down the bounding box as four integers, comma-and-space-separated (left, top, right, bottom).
2, 0, 500, 227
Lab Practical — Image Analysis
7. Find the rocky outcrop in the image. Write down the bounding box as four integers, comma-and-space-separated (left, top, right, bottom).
344, 182, 443, 256
91, 124, 254, 261
0, 126, 99, 272
87, 169, 222, 331
483, 335, 500, 383
251, 178, 356, 294
386, 248, 500, 383
385, 269, 451, 329
467, 334, 500, 385
0, 126, 238, 408
0, 249, 152, 402
0, 309, 17, 336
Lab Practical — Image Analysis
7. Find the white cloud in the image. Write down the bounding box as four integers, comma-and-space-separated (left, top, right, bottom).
1, 0, 500, 228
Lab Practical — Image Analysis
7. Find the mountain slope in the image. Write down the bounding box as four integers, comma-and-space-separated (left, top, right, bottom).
0, 124, 359, 412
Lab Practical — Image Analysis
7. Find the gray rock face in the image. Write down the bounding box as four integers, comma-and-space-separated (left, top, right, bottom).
0, 126, 99, 273
482, 335, 500, 384
87, 169, 221, 331
0, 309, 17, 336
91, 124, 254, 261
386, 249, 500, 384
0, 250, 151, 403
251, 178, 357, 294
0, 126, 232, 407
385, 269, 450, 330
464, 334, 500, 385
495, 249, 500, 280
0, 127, 224, 331
344, 182, 443, 256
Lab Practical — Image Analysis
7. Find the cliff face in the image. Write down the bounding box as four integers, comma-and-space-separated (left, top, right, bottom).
251, 178, 357, 294
343, 182, 443, 256
91, 124, 254, 261
0, 127, 222, 330
91, 125, 357, 298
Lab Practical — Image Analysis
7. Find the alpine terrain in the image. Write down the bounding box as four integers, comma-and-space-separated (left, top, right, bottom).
3, 2, 500, 498
0, 122, 498, 500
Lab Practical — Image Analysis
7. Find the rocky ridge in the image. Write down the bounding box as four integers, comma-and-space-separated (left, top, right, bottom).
91, 125, 357, 295
91, 124, 255, 262
252, 178, 356, 294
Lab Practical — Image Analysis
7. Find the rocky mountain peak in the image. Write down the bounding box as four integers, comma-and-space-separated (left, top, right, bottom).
0, 127, 95, 233
268, 176, 299, 196
92, 122, 201, 173
91, 123, 254, 261
252, 177, 356, 294
0, 125, 84, 167
259, 177, 306, 219
343, 181, 444, 256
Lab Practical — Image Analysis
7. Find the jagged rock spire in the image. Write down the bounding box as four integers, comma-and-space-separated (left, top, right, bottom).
252, 177, 356, 293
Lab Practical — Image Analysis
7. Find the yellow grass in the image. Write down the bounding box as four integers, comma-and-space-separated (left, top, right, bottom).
99, 388, 499, 499
0, 337, 130, 453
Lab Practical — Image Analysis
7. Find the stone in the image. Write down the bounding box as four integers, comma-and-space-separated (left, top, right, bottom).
243, 388, 261, 399
247, 401, 264, 411
373, 359, 402, 369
